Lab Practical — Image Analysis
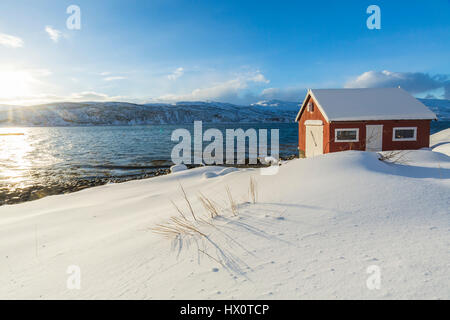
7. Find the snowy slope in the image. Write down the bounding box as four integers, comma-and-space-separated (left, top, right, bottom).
0, 130, 448, 299
430, 128, 450, 156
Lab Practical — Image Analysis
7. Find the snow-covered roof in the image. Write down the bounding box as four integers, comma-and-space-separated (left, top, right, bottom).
295, 88, 437, 122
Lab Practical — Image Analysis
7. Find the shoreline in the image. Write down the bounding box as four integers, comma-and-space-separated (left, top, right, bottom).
0, 155, 298, 206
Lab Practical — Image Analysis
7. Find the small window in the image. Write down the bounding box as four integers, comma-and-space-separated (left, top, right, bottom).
307, 102, 314, 112
392, 127, 417, 141
335, 128, 359, 142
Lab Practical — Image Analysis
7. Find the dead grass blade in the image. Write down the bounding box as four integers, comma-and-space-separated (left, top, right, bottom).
151, 223, 183, 238
225, 186, 238, 216
179, 183, 197, 221
249, 177, 257, 204
170, 200, 187, 220
198, 192, 220, 218
151, 215, 207, 239
170, 216, 207, 237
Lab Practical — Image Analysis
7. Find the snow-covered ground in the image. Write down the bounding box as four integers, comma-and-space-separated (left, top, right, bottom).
0, 130, 449, 299
431, 128, 450, 156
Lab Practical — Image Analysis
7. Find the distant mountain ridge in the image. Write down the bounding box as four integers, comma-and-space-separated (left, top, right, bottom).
250, 99, 300, 110
0, 100, 296, 126
418, 98, 450, 121
0, 98, 448, 126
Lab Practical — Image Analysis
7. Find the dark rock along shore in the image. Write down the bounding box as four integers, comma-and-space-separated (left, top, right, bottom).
0, 154, 298, 206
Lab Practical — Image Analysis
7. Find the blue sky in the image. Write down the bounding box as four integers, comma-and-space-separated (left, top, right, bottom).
0, 0, 449, 105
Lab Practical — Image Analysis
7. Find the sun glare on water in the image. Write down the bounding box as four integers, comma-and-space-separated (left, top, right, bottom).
0, 127, 33, 186
0, 127, 61, 192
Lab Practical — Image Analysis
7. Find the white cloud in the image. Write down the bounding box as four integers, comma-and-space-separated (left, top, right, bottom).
345, 70, 450, 99
31, 69, 52, 77
103, 76, 127, 81
159, 71, 270, 103
159, 79, 245, 101
260, 87, 306, 101
249, 72, 270, 84
0, 91, 128, 106
68, 91, 114, 101
0, 33, 24, 48
167, 67, 184, 80
45, 26, 63, 42
99, 72, 127, 81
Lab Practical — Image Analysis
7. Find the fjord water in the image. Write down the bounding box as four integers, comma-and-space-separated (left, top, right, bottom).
0, 122, 447, 205
0, 123, 297, 205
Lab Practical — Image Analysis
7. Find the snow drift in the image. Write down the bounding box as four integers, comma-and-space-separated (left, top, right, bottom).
0, 130, 448, 299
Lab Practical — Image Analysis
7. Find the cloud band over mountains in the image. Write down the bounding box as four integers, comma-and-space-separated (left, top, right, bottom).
345, 71, 450, 99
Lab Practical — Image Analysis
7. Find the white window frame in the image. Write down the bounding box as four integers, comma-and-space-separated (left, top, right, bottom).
307, 102, 314, 112
392, 127, 417, 141
335, 128, 359, 142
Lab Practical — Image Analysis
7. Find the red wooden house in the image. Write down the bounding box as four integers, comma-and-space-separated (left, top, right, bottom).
295, 88, 437, 157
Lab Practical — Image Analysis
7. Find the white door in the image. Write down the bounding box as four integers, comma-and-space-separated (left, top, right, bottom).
305, 125, 323, 158
365, 125, 383, 151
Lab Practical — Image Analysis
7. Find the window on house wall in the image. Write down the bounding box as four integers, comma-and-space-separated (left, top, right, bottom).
392, 127, 417, 141
307, 102, 314, 112
335, 128, 359, 142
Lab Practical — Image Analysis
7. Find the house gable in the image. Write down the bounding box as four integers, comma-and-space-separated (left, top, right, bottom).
296, 93, 330, 155
295, 90, 330, 123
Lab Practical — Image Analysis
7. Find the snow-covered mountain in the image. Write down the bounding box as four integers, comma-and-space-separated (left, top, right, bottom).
251, 99, 300, 110
0, 101, 296, 126
419, 98, 450, 120
0, 98, 448, 126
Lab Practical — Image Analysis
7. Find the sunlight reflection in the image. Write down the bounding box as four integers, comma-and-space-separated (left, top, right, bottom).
0, 127, 33, 187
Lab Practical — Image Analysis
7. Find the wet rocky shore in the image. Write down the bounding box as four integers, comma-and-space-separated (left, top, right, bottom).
0, 154, 298, 206
0, 168, 171, 206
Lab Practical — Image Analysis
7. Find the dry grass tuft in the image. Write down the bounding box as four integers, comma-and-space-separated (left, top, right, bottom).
249, 177, 257, 204
151, 214, 207, 239
151, 221, 184, 238
225, 186, 238, 216
170, 216, 207, 237
198, 192, 220, 218
151, 183, 257, 275
378, 150, 410, 164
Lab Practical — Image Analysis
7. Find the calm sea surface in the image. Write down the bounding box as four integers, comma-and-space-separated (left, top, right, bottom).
0, 122, 448, 205
0, 123, 296, 205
